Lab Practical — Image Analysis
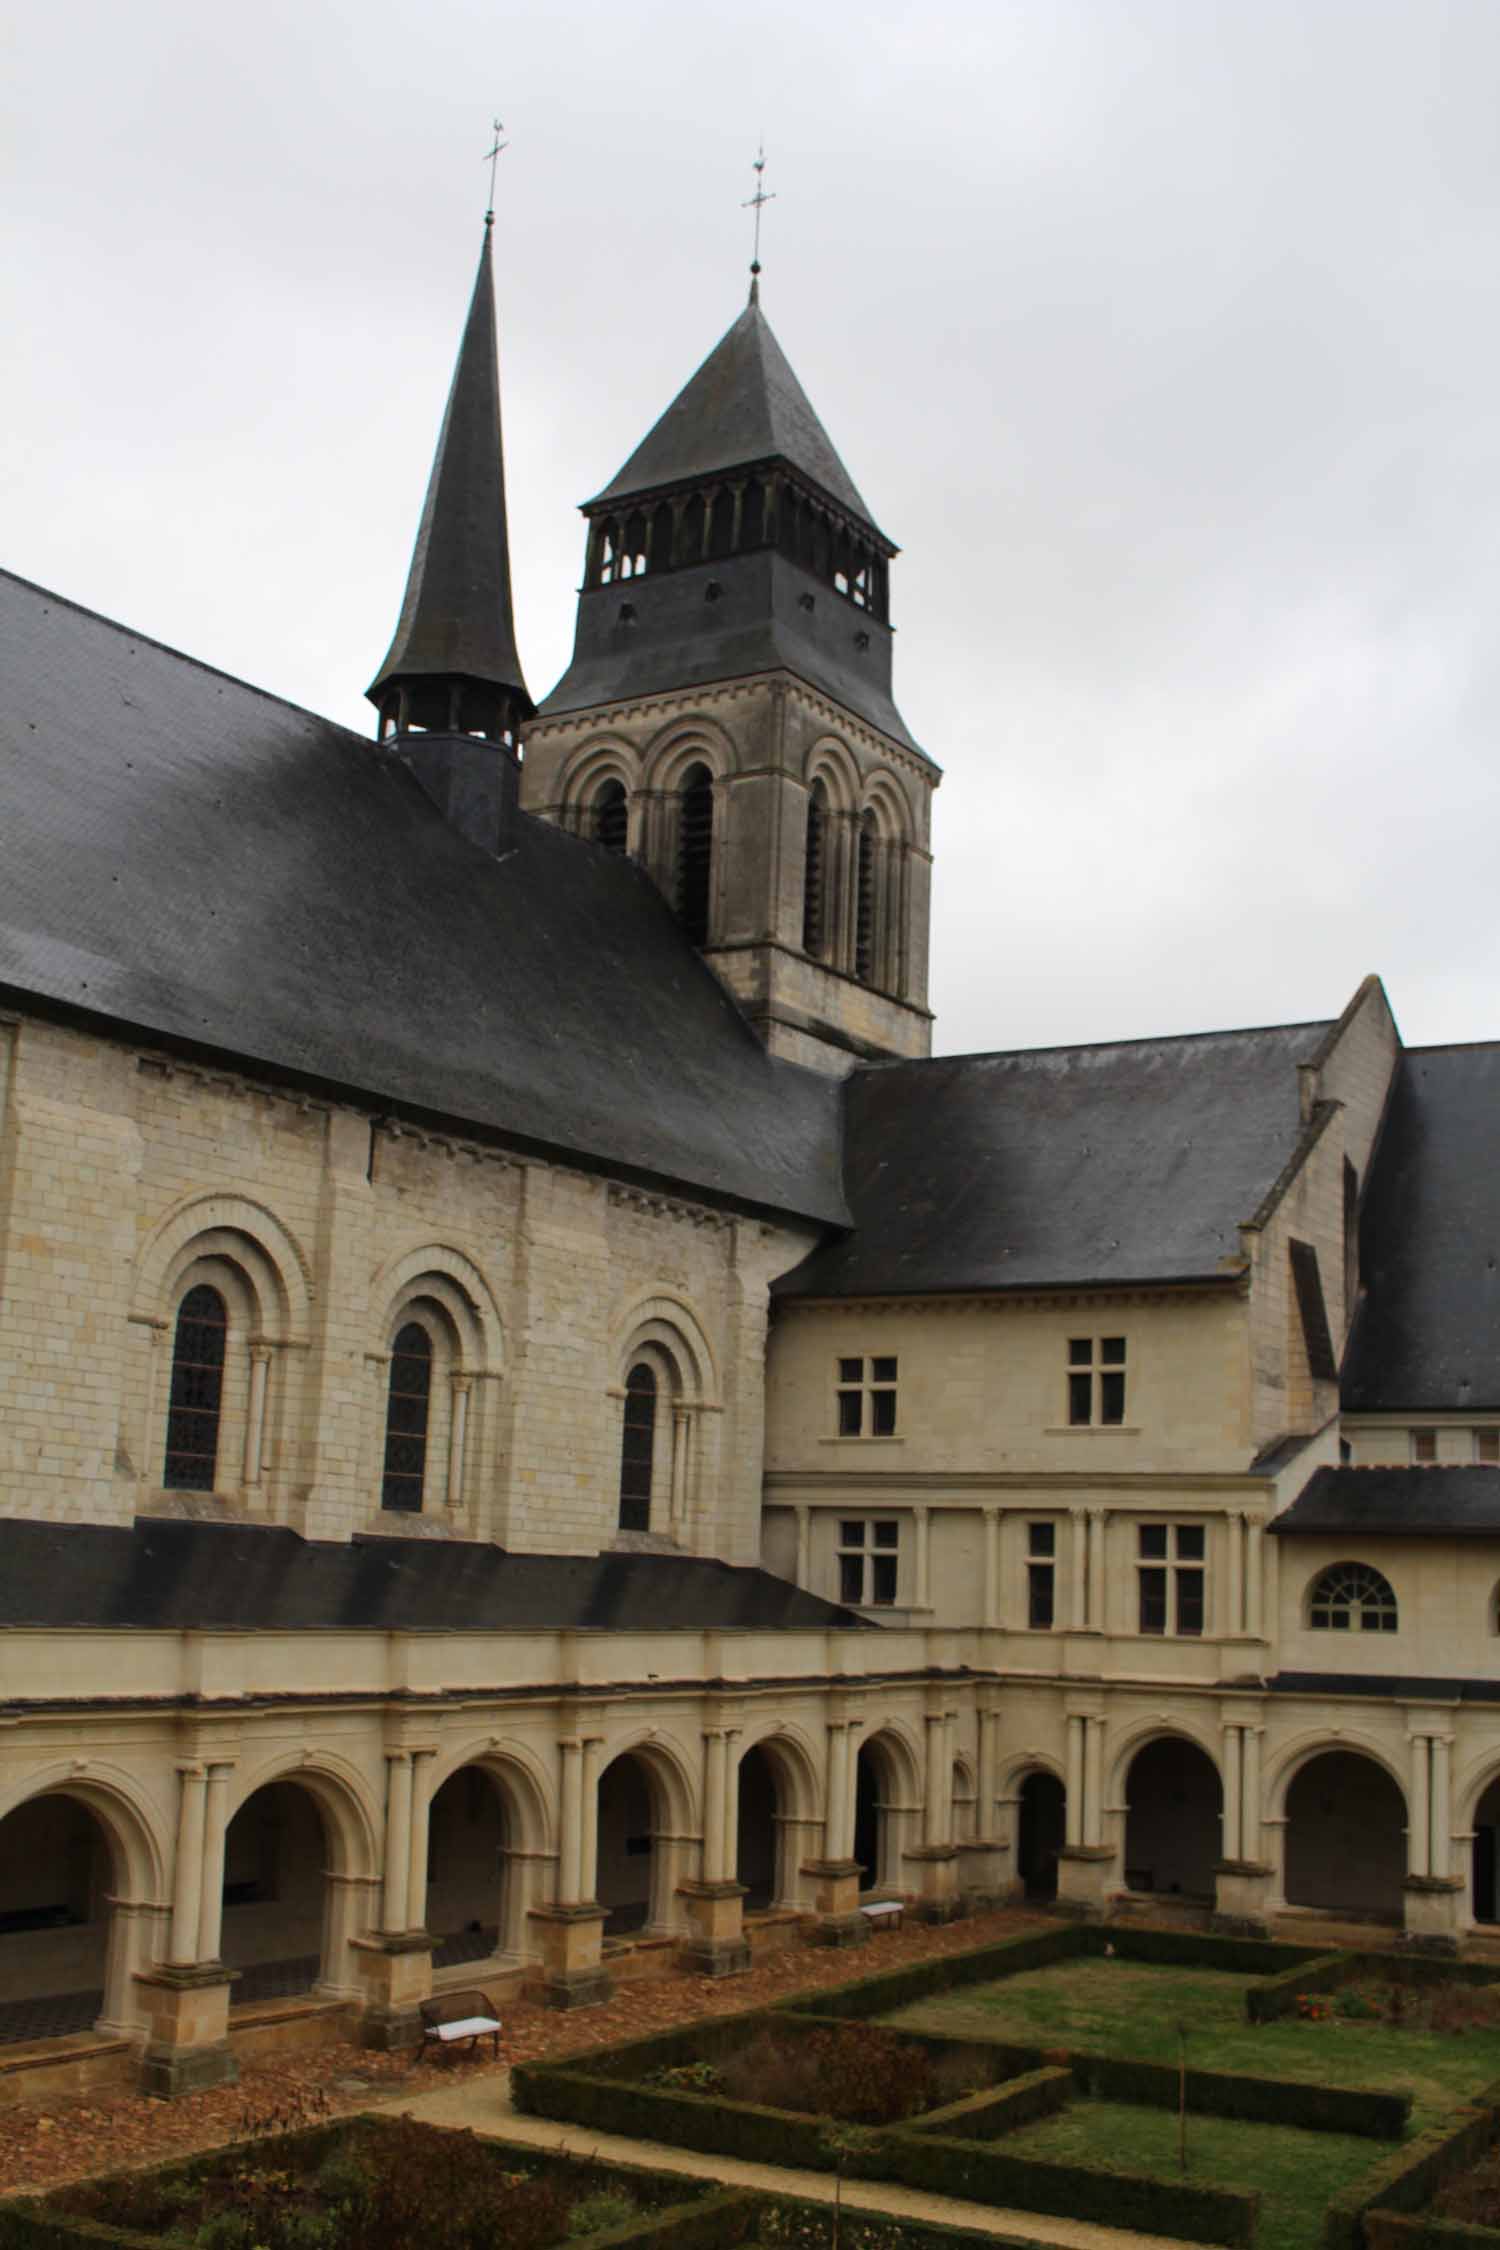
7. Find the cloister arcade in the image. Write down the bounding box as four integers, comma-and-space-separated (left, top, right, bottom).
2, 1701, 1496, 2080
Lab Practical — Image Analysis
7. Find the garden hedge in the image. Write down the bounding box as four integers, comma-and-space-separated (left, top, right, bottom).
1365, 2215, 1500, 2250
513, 2058, 1259, 2247
779, 1923, 1086, 2020
1067, 2049, 1409, 2138
1322, 2086, 1500, 2250
0, 2116, 730, 2250
905, 2067, 1073, 2141
1247, 1950, 1353, 2022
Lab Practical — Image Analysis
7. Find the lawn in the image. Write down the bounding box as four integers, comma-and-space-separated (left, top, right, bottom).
1002, 2099, 1383, 2250
882, 1958, 1500, 2125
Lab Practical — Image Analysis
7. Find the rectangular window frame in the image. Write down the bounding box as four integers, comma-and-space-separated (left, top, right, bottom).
833, 1354, 899, 1439
1136, 1521, 1206, 1638
835, 1517, 901, 1608
1067, 1337, 1127, 1428
1026, 1519, 1056, 1630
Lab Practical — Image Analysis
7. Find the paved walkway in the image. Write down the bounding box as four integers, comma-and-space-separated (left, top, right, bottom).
387, 2072, 1203, 2250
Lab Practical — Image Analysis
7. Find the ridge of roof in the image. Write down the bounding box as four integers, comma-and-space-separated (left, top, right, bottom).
869, 1016, 1335, 1077
368, 225, 531, 712
587, 300, 883, 537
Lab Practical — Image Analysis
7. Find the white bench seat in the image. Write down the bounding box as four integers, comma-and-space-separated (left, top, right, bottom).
428, 2013, 501, 2043
860, 1900, 903, 1925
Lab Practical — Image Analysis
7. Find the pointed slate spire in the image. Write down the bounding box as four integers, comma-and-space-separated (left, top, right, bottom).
589, 299, 882, 538
368, 223, 533, 739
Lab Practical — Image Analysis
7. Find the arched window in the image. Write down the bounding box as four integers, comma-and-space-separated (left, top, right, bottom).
677, 764, 714, 947
1309, 1561, 1397, 1633
592, 779, 628, 856
854, 813, 878, 984
619, 1363, 657, 1531
382, 1321, 433, 1513
803, 781, 828, 958
163, 1283, 228, 1490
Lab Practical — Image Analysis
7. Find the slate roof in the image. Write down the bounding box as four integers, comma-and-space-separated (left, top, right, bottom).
1270, 1672, 1500, 1704
368, 227, 530, 714
588, 301, 884, 537
0, 570, 846, 1227
1270, 1465, 1500, 1537
775, 1020, 1332, 1298
0, 1519, 865, 1638
1342, 1044, 1500, 1412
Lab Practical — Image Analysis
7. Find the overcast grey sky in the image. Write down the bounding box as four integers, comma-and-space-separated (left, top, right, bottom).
6, 0, 1500, 1058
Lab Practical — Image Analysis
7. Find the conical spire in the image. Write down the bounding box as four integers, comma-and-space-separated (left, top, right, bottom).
588, 299, 882, 537
368, 224, 532, 736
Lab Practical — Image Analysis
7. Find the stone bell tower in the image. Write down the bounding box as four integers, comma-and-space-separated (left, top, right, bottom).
521, 281, 938, 1076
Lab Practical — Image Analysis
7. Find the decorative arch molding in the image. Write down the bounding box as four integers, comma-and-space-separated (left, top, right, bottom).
0, 1761, 169, 1901
369, 1243, 504, 1371
423, 1735, 556, 1856
225, 1751, 381, 1878
804, 735, 861, 815
859, 1721, 923, 1804
737, 1723, 822, 1825
597, 1728, 699, 1835
1449, 1752, 1500, 1834
860, 767, 914, 845
1263, 1730, 1409, 1818
642, 715, 738, 794
613, 1290, 719, 1405
556, 739, 642, 829
1106, 1720, 1223, 1805
133, 1192, 313, 1338
996, 1751, 1067, 1798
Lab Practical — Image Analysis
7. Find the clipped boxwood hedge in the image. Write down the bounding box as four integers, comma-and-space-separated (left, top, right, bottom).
0, 2116, 730, 2250
1067, 2048, 1408, 2138
1247, 1950, 1353, 2023
1322, 2087, 1500, 2250
780, 1923, 1087, 2020
1365, 2215, 1500, 2250
905, 2066, 1073, 2141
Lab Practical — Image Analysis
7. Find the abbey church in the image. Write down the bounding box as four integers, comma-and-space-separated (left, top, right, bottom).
3, 216, 1499, 2097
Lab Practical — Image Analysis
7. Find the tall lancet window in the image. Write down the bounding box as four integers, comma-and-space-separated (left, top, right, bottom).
619, 1363, 657, 1531
803, 781, 828, 958
382, 1322, 433, 1513
677, 764, 714, 946
854, 813, 878, 985
593, 779, 628, 855
164, 1284, 228, 1491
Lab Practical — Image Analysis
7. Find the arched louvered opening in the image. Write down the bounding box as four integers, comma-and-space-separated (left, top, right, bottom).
803, 781, 828, 958
619, 1362, 657, 1532
854, 814, 878, 984
649, 502, 674, 568
592, 779, 628, 856
164, 1283, 228, 1491
382, 1321, 433, 1512
677, 764, 714, 947
676, 494, 706, 567
741, 478, 765, 547
709, 486, 735, 559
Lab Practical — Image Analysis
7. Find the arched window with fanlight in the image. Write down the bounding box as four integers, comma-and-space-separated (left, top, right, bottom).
618, 1363, 657, 1531
803, 780, 828, 958
382, 1322, 433, 1513
1308, 1561, 1398, 1633
676, 764, 714, 947
163, 1284, 228, 1490
592, 779, 628, 856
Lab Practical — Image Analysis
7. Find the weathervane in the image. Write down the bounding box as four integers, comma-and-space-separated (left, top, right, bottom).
743, 141, 775, 304
483, 118, 508, 229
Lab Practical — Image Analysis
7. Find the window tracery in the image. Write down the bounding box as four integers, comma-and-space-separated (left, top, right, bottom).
1308, 1562, 1397, 1633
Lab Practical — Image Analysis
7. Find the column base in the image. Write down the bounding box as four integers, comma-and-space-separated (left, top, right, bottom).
134, 1962, 239, 2098
528, 1903, 611, 2009
677, 1880, 751, 1978
1210, 1860, 1275, 1937
956, 1839, 1009, 1907
1053, 1843, 1115, 1921
351, 1930, 435, 2051
905, 1843, 964, 1923
801, 1860, 870, 1947
1402, 1875, 1464, 1955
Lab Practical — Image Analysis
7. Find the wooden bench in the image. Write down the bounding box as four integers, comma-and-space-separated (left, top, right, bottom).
418, 1989, 503, 2061
859, 1899, 904, 1930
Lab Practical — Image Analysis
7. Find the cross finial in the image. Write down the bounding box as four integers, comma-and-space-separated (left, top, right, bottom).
742, 140, 775, 305
483, 117, 508, 230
